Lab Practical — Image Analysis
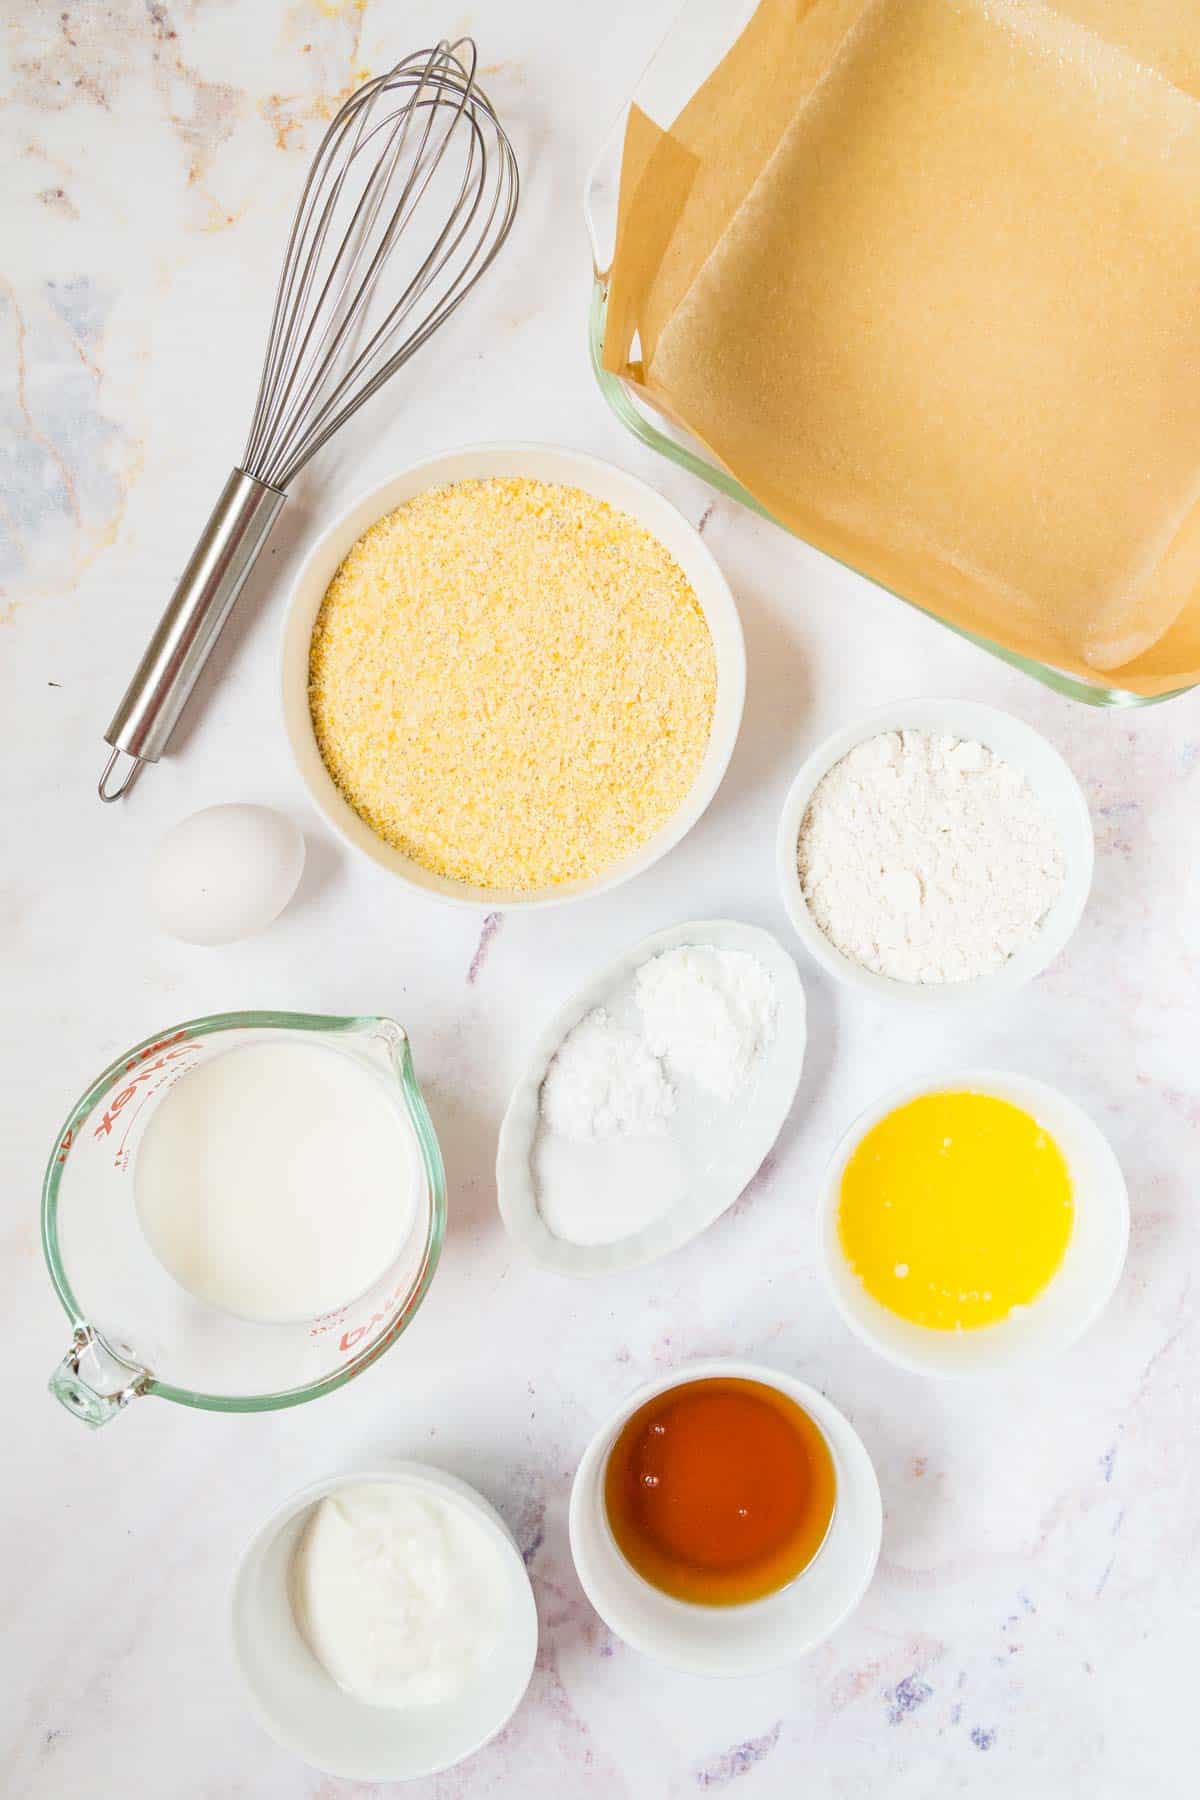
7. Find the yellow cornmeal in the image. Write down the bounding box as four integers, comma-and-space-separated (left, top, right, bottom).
308, 478, 717, 890
838, 1091, 1074, 1332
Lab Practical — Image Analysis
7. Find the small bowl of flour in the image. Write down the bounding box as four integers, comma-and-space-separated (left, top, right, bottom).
776, 699, 1093, 1004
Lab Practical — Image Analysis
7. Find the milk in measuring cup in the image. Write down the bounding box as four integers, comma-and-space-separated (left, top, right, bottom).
134, 1040, 418, 1322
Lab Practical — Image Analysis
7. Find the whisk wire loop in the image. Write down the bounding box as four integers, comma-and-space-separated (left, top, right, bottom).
243, 39, 517, 492
256, 57, 440, 475
244, 50, 433, 476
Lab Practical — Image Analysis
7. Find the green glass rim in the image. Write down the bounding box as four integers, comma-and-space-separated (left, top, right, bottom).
588, 283, 1193, 710
41, 1009, 448, 1415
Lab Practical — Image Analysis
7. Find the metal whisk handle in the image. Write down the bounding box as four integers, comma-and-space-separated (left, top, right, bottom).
98, 470, 286, 800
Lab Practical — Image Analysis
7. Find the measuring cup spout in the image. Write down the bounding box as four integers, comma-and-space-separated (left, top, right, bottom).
49, 1325, 151, 1428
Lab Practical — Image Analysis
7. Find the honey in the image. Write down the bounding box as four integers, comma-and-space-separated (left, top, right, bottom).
603, 1377, 837, 1605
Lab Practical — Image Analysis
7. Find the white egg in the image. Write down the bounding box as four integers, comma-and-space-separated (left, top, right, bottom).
148, 804, 306, 945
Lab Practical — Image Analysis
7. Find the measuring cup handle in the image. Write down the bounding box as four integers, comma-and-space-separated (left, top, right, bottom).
49, 1326, 150, 1428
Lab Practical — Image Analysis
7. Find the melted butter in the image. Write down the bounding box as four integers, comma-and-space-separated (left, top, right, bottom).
838, 1090, 1073, 1331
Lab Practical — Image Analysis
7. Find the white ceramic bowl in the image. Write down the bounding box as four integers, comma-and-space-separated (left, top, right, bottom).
775, 698, 1094, 1004
819, 1070, 1129, 1378
496, 919, 807, 1277
569, 1360, 882, 1676
230, 1464, 538, 1781
282, 442, 746, 909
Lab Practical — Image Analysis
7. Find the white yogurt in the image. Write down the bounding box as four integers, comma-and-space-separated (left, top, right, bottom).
134, 1039, 417, 1322
289, 1483, 509, 1708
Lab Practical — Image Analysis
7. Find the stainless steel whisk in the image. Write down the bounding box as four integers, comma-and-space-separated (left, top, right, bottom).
99, 40, 518, 801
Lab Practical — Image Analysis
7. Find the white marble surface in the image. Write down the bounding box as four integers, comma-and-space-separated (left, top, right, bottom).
3, 2, 1199, 1794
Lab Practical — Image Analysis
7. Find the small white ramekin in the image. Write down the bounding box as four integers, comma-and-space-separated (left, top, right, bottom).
282, 442, 745, 909
775, 697, 1094, 1005
818, 1070, 1129, 1378
568, 1359, 882, 1676
230, 1464, 538, 1782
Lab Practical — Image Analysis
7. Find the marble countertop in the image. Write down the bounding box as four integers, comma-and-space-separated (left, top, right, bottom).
4, 2, 1198, 1795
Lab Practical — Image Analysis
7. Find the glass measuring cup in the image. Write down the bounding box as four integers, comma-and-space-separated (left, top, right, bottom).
42, 1011, 446, 1428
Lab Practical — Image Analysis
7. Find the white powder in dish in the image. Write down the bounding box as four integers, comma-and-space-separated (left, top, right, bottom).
533, 1132, 684, 1246
635, 946, 778, 1102
534, 943, 779, 1245
539, 1008, 676, 1141
796, 729, 1065, 983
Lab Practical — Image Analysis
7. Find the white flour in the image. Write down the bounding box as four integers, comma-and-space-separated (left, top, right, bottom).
796, 730, 1065, 983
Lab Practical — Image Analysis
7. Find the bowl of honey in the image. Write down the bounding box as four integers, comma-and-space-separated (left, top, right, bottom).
819, 1071, 1129, 1377
568, 1360, 882, 1676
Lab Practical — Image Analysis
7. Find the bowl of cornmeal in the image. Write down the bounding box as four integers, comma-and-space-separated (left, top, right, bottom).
282, 444, 745, 907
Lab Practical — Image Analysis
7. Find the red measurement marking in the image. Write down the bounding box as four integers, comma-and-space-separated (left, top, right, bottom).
56, 1127, 75, 1165
124, 1031, 188, 1072
114, 1057, 195, 1165
92, 1045, 193, 1140
334, 1281, 410, 1353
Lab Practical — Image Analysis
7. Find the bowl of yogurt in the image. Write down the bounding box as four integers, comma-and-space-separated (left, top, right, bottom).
231, 1464, 538, 1781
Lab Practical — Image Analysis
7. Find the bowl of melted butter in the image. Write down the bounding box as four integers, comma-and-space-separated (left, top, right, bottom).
819, 1071, 1129, 1377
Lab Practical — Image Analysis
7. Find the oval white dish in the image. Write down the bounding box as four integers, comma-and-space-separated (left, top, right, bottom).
569, 1359, 882, 1676
230, 1463, 538, 1782
281, 441, 746, 910
775, 697, 1094, 1006
496, 919, 807, 1276
818, 1069, 1129, 1377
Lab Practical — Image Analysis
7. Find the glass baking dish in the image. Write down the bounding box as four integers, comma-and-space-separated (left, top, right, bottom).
585, 0, 1195, 709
